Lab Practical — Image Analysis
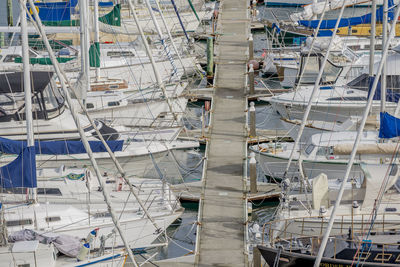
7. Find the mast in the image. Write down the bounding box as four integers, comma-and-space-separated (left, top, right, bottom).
94, 0, 101, 81
127, 0, 178, 122
314, 3, 400, 266
25, 1, 139, 265
79, 0, 90, 103
154, 0, 188, 76
283, 2, 347, 177
23, 0, 162, 239
369, 0, 376, 78
20, 0, 36, 202
144, 0, 178, 79
169, 0, 190, 42
381, 0, 388, 113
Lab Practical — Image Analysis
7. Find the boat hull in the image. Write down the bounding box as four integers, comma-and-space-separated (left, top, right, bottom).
257, 245, 400, 267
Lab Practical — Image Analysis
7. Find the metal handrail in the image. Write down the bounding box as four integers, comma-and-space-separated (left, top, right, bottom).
261, 212, 400, 245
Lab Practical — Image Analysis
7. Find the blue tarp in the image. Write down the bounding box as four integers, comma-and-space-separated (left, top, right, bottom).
379, 112, 400, 138
0, 137, 123, 188
99, 1, 114, 7
0, 146, 37, 188
367, 76, 400, 103
0, 137, 123, 155
298, 0, 394, 29
27, 0, 78, 22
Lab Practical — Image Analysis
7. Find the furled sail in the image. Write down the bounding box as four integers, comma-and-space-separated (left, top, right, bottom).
333, 142, 400, 154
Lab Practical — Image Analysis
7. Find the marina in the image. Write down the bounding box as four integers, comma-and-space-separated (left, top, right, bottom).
2, 0, 400, 266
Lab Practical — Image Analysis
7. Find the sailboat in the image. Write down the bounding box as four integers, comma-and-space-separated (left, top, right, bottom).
0, 3, 184, 264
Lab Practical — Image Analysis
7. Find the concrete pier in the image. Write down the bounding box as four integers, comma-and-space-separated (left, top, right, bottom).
195, 0, 251, 265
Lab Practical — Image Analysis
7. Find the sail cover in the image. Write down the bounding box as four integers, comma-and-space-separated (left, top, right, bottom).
379, 112, 400, 139
0, 146, 36, 188
0, 137, 123, 188
27, 0, 78, 22
298, 0, 394, 30
0, 137, 124, 155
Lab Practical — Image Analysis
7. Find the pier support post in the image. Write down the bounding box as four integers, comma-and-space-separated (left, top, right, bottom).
249, 102, 256, 137
7, 0, 13, 26
250, 152, 257, 194
207, 36, 214, 83
253, 246, 262, 267
249, 64, 255, 95
249, 34, 254, 60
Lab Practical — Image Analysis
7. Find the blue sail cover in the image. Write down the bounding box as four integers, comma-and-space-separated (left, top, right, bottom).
0, 137, 123, 155
0, 146, 36, 188
298, 0, 394, 29
27, 0, 78, 22
0, 137, 123, 188
379, 112, 400, 138
367, 76, 400, 103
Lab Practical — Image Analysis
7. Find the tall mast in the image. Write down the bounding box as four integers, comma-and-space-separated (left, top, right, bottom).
314, 3, 400, 266
283, 2, 347, 178
127, 0, 178, 122
369, 0, 376, 79
25, 1, 140, 264
94, 0, 101, 82
20, 0, 36, 201
144, 0, 178, 78
154, 0, 187, 76
79, 0, 90, 103
381, 0, 388, 113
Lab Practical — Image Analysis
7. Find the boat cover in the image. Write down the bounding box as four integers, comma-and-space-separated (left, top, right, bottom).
0, 137, 123, 188
9, 229, 81, 258
379, 112, 400, 138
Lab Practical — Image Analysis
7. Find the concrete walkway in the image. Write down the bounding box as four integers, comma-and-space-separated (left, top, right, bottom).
195, 0, 250, 265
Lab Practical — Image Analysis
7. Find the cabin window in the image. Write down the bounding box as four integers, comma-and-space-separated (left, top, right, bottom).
94, 212, 111, 218
390, 164, 398, 176
385, 207, 397, 212
316, 147, 329, 156
37, 188, 62, 196
304, 144, 315, 155
86, 103, 95, 109
326, 96, 367, 101
375, 253, 392, 262
107, 51, 134, 58
3, 54, 20, 63
352, 29, 358, 34
17, 264, 30, 267
6, 219, 33, 227
2, 187, 61, 195
107, 101, 120, 107
299, 56, 320, 84
45, 216, 61, 223
321, 60, 342, 84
